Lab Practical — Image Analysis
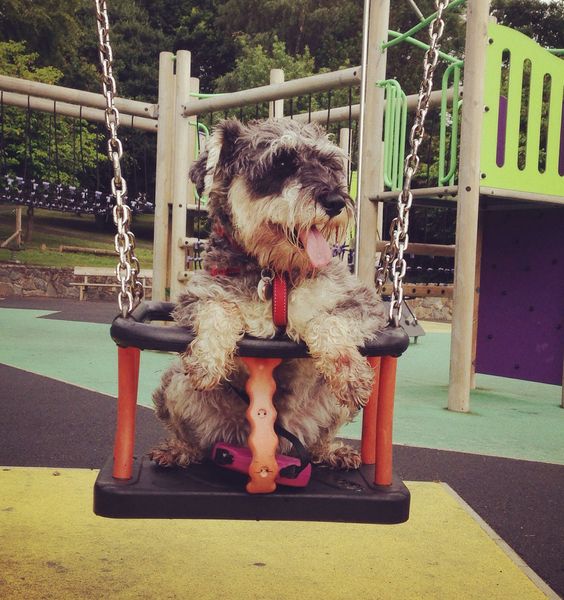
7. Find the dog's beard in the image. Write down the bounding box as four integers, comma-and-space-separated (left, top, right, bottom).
228, 178, 352, 276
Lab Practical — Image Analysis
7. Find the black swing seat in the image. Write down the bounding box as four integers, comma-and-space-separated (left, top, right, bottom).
94, 301, 411, 524
95, 456, 410, 523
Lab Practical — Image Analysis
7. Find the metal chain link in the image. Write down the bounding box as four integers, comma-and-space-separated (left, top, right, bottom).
94, 0, 143, 317
376, 0, 450, 326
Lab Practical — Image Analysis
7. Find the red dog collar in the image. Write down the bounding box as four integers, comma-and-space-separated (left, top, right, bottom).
209, 266, 242, 277
272, 274, 288, 329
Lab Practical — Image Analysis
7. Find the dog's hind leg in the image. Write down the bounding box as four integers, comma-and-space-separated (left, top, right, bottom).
307, 408, 362, 470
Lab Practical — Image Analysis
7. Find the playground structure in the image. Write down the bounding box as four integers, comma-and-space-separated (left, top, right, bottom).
1, 3, 564, 595
0, 0, 562, 415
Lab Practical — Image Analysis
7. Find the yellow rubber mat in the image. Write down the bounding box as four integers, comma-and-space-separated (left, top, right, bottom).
0, 468, 552, 599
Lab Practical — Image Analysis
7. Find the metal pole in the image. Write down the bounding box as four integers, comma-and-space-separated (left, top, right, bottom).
407, 0, 425, 21
169, 50, 192, 302
269, 69, 285, 118
152, 52, 175, 301
355, 0, 390, 285
447, 0, 491, 412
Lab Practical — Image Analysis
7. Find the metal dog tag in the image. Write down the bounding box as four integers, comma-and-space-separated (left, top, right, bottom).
258, 269, 274, 302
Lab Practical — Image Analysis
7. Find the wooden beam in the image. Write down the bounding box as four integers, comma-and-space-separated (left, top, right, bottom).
379, 284, 453, 298
376, 241, 455, 257
59, 245, 114, 256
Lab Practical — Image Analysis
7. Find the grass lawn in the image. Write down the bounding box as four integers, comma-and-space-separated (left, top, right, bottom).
0, 205, 154, 269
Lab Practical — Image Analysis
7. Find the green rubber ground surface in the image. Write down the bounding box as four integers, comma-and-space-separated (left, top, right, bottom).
1, 306, 561, 465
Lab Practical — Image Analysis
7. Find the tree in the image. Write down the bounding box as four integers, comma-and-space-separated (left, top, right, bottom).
174, 1, 239, 90
491, 0, 564, 50
0, 0, 97, 88
214, 36, 317, 92
0, 41, 101, 187
209, 37, 318, 122
216, 0, 363, 72
387, 0, 466, 95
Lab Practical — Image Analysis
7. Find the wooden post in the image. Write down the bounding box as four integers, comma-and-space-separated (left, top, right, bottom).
339, 127, 352, 190
152, 52, 175, 301
186, 76, 200, 242
447, 1, 491, 412
355, 0, 390, 287
269, 69, 284, 119
169, 50, 192, 303
470, 211, 484, 389
561, 359, 564, 409
0, 207, 22, 249
15, 207, 21, 247
339, 127, 350, 155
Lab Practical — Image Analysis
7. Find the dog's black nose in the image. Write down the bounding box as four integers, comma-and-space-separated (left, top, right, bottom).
320, 193, 346, 217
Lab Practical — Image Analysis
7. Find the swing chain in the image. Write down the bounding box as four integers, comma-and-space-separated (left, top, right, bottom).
94, 0, 143, 317
376, 0, 450, 326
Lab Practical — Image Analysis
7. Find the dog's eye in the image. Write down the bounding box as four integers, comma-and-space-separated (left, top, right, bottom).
272, 151, 298, 177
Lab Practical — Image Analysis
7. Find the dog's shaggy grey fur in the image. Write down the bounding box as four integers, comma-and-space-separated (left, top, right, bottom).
150, 119, 386, 470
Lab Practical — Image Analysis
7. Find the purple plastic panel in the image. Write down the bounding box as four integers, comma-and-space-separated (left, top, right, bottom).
476, 208, 564, 385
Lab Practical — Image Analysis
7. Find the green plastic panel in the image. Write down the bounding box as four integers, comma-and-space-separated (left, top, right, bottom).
381, 80, 407, 191
481, 24, 564, 198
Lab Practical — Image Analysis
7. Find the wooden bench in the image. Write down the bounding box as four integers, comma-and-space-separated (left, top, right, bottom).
71, 266, 153, 301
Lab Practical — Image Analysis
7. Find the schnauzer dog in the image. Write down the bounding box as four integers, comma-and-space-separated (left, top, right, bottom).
150, 118, 386, 471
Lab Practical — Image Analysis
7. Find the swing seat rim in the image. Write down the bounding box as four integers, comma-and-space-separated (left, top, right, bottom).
110, 300, 411, 358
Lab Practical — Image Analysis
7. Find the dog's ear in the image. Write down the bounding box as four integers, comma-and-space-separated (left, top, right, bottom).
194, 119, 245, 198
215, 119, 245, 167
189, 149, 209, 197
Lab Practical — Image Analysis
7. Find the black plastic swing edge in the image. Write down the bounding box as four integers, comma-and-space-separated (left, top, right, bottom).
110, 301, 410, 358
94, 455, 410, 524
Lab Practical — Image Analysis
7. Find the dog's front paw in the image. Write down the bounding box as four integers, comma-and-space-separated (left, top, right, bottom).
323, 352, 374, 409
182, 353, 223, 391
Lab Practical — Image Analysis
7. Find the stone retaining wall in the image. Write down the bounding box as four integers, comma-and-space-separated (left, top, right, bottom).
0, 263, 152, 302
406, 296, 453, 322
0, 263, 451, 321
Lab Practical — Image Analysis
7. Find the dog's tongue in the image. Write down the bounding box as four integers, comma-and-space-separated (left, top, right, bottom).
299, 226, 332, 269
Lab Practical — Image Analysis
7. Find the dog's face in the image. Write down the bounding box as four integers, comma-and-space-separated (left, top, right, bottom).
190, 119, 354, 275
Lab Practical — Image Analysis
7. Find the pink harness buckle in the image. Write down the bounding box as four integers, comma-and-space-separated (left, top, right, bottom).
212, 442, 312, 488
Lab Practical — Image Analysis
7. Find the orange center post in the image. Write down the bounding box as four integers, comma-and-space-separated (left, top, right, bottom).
241, 357, 282, 494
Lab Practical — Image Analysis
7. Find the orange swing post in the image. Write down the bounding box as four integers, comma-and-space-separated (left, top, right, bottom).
113, 346, 141, 479
361, 356, 382, 465
374, 355, 397, 486
361, 355, 397, 486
